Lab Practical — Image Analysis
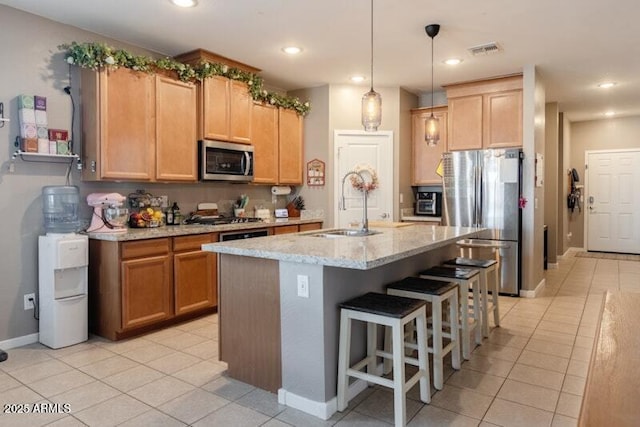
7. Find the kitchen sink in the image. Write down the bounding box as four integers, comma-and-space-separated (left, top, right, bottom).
310, 229, 382, 238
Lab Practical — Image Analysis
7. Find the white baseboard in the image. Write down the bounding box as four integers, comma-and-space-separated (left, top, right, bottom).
0, 333, 39, 350
520, 278, 545, 298
278, 379, 368, 420
570, 247, 586, 252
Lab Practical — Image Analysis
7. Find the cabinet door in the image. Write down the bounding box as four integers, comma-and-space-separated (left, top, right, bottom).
229, 80, 252, 144
412, 109, 447, 185
483, 90, 523, 148
202, 76, 230, 141
251, 102, 279, 184
278, 108, 303, 184
447, 95, 483, 151
121, 254, 173, 329
100, 68, 155, 180
156, 76, 198, 181
174, 250, 217, 315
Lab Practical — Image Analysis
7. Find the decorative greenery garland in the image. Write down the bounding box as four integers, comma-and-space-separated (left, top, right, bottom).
60, 42, 311, 115
350, 164, 379, 193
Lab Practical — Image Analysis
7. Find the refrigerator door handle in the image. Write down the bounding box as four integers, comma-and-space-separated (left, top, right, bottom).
478, 163, 483, 227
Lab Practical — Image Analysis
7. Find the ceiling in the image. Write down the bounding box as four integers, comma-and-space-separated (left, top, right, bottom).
3, 0, 640, 122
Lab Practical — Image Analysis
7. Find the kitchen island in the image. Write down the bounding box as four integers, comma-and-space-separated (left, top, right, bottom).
203, 224, 480, 420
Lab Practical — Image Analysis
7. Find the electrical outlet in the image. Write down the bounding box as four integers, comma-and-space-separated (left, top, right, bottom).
297, 275, 309, 298
24, 293, 35, 310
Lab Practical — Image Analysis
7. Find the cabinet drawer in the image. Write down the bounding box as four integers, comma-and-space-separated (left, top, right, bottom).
273, 225, 299, 235
121, 238, 170, 259
173, 233, 216, 252
299, 222, 322, 232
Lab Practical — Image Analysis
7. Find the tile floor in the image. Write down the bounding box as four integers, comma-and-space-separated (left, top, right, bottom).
1, 250, 639, 426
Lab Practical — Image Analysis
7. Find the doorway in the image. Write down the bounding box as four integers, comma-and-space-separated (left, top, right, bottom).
334, 130, 394, 228
585, 149, 640, 254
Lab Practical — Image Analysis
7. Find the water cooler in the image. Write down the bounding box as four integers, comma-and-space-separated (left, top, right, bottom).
38, 186, 88, 349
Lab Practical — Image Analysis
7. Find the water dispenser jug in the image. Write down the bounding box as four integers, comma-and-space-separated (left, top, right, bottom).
42, 186, 80, 234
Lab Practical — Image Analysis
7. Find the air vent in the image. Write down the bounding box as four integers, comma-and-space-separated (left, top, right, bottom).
467, 42, 502, 56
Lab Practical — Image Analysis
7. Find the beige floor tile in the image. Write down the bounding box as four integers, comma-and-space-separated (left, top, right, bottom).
46, 416, 91, 426
569, 346, 592, 362
577, 324, 597, 338
172, 318, 212, 332
542, 313, 581, 326
552, 414, 578, 427
525, 338, 573, 358
128, 376, 195, 407
101, 365, 165, 392
445, 368, 505, 396
262, 419, 291, 427
555, 392, 582, 418
561, 374, 586, 396
572, 336, 594, 350
159, 388, 230, 424
508, 363, 565, 391
143, 327, 183, 342
120, 342, 176, 363
487, 330, 529, 349
276, 406, 347, 427
517, 350, 569, 374
0, 372, 22, 393
118, 409, 187, 427
497, 379, 560, 412
77, 354, 139, 379
236, 388, 287, 418
8, 358, 73, 384
50, 380, 121, 412
146, 351, 201, 374
0, 347, 54, 372
531, 330, 576, 346
408, 404, 480, 426
192, 402, 271, 427
484, 398, 554, 427
537, 320, 579, 336
57, 347, 115, 369
29, 370, 95, 398
190, 325, 219, 340
182, 340, 219, 359
156, 332, 208, 350
334, 410, 391, 426
74, 394, 150, 427
46, 343, 97, 359
202, 375, 256, 401
566, 359, 589, 378
430, 385, 494, 419
0, 384, 44, 406
472, 342, 522, 362
172, 360, 228, 387
92, 336, 151, 355
461, 355, 514, 378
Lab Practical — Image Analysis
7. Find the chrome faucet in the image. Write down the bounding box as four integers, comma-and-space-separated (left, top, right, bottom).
341, 170, 369, 234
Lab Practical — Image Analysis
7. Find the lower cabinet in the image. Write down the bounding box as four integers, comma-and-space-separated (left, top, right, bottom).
272, 222, 323, 235
174, 234, 217, 315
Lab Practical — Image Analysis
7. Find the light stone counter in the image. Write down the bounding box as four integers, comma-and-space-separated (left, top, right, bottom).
86, 217, 323, 241
203, 225, 479, 270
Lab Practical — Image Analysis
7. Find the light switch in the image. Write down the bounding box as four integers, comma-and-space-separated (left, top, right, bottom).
297, 275, 309, 298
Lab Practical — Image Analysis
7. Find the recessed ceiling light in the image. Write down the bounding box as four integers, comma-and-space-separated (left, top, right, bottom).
444, 58, 462, 65
282, 46, 302, 55
350, 75, 366, 83
598, 82, 616, 89
170, 0, 197, 7
604, 111, 616, 116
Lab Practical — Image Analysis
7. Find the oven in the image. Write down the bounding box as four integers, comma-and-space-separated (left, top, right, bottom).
199, 139, 254, 182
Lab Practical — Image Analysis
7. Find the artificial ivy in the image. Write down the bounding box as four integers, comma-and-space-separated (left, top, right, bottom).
60, 42, 311, 115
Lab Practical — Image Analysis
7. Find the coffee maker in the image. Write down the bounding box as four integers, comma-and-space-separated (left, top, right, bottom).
415, 191, 442, 216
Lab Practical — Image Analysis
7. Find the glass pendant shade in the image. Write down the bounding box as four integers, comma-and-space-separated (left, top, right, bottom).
362, 89, 382, 132
425, 113, 439, 146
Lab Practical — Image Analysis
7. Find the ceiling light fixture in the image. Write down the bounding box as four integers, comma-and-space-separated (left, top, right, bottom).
425, 24, 440, 146
604, 111, 616, 116
598, 82, 616, 89
282, 46, 302, 55
351, 75, 366, 83
444, 58, 462, 66
170, 0, 197, 7
361, 0, 381, 132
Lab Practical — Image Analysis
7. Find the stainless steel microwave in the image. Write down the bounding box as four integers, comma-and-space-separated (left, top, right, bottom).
199, 140, 254, 182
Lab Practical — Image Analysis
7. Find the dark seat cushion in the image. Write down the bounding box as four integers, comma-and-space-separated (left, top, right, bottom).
418, 266, 479, 280
339, 292, 426, 319
387, 276, 458, 296
443, 257, 497, 268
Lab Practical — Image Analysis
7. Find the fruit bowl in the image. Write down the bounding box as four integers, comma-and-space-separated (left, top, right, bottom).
129, 208, 165, 228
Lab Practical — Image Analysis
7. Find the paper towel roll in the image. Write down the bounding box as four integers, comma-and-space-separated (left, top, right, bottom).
271, 186, 291, 195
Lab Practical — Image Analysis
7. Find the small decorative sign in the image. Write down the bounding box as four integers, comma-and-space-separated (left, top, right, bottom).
306, 158, 325, 186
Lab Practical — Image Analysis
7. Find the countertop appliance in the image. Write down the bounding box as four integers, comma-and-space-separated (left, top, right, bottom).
199, 139, 254, 182
86, 193, 128, 233
442, 148, 523, 296
415, 191, 442, 216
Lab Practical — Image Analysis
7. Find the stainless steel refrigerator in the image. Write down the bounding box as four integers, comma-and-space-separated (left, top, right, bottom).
442, 148, 523, 296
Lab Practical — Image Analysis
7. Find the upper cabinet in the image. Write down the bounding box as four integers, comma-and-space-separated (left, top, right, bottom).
251, 102, 304, 185
201, 76, 252, 144
445, 74, 523, 151
81, 68, 197, 182
411, 106, 448, 185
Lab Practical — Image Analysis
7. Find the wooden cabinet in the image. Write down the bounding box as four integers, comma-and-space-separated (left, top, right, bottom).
201, 76, 252, 144
445, 75, 522, 151
273, 224, 299, 235
250, 102, 304, 185
298, 222, 322, 232
411, 106, 448, 185
81, 68, 198, 182
173, 234, 218, 315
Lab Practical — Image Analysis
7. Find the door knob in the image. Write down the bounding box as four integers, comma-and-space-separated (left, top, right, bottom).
380, 213, 389, 219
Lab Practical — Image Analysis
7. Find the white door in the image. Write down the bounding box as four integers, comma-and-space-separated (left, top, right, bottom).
334, 130, 394, 228
586, 149, 640, 254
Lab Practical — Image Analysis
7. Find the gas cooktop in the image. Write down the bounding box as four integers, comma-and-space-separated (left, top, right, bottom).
185, 215, 263, 225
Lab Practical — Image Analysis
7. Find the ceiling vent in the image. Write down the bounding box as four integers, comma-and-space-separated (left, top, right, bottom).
467, 42, 502, 56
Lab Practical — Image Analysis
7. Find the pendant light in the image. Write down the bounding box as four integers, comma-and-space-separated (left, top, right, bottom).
425, 24, 440, 146
362, 0, 381, 132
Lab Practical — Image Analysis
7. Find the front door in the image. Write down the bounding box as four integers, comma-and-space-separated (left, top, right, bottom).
586, 149, 640, 254
334, 130, 394, 228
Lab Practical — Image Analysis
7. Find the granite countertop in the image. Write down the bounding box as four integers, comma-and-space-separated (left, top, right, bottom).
86, 217, 324, 241
202, 225, 481, 270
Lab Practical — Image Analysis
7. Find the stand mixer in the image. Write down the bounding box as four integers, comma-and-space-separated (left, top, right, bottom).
86, 193, 129, 233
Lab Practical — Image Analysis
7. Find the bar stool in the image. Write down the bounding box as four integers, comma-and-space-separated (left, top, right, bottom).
386, 277, 460, 390
443, 257, 500, 337
418, 266, 482, 360
337, 292, 430, 427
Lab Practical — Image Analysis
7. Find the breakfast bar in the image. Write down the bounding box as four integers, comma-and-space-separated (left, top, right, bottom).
203, 224, 480, 420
